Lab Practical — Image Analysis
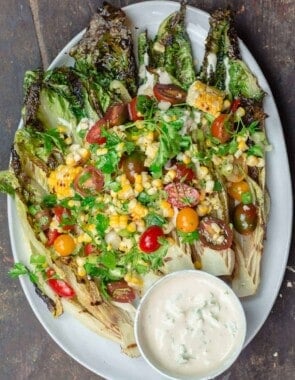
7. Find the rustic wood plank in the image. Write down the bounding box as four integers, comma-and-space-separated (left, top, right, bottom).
0, 1, 294, 379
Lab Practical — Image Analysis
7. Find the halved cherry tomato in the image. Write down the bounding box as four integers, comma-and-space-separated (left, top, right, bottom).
120, 151, 145, 183
176, 207, 199, 233
46, 268, 75, 298
174, 163, 196, 183
199, 216, 233, 250
45, 229, 61, 247
128, 97, 143, 121
233, 203, 258, 235
230, 98, 241, 113
53, 234, 76, 256
53, 206, 74, 231
84, 243, 97, 256
153, 83, 187, 104
104, 103, 128, 127
227, 181, 250, 202
165, 183, 199, 209
139, 226, 164, 253
107, 280, 136, 303
211, 114, 232, 143
86, 118, 107, 144
74, 166, 104, 196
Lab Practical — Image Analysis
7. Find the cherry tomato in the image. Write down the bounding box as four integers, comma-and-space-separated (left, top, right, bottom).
74, 166, 104, 196
139, 226, 164, 253
230, 98, 241, 113
104, 103, 128, 127
127, 97, 144, 121
120, 151, 145, 183
233, 203, 258, 235
45, 229, 61, 247
153, 83, 187, 104
174, 163, 196, 183
165, 183, 199, 209
53, 206, 74, 231
46, 268, 75, 298
227, 181, 250, 202
84, 243, 97, 256
86, 118, 107, 144
53, 234, 76, 256
176, 207, 199, 233
199, 216, 233, 250
106, 280, 136, 303
211, 114, 232, 143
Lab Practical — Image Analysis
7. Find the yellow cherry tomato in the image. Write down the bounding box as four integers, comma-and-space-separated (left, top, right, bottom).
176, 208, 199, 233
53, 234, 76, 256
227, 180, 250, 202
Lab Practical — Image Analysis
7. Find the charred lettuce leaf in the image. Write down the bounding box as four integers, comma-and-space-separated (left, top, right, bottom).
199, 9, 264, 101
70, 2, 137, 97
150, 1, 195, 89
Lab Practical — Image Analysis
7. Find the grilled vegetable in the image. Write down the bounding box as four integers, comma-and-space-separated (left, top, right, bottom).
150, 1, 195, 89
199, 9, 264, 101
70, 2, 138, 97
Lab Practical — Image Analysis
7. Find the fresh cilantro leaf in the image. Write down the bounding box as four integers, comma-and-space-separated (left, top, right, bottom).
241, 191, 252, 204
100, 251, 117, 269
96, 214, 109, 236
136, 95, 156, 118
30, 254, 46, 265
8, 263, 28, 278
42, 194, 57, 208
178, 230, 200, 244
145, 212, 166, 227
96, 150, 119, 174
213, 181, 222, 192
247, 144, 264, 157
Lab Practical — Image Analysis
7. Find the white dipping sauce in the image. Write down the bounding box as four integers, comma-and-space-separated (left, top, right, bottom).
135, 271, 246, 380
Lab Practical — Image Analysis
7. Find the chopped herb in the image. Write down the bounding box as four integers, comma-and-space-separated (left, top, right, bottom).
247, 144, 264, 157
241, 191, 252, 204
178, 230, 199, 243
213, 181, 222, 192
145, 212, 166, 227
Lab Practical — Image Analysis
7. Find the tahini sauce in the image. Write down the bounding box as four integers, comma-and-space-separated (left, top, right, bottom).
138, 271, 245, 378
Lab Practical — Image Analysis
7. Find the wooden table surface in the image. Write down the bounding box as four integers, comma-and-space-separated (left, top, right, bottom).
0, 1, 294, 379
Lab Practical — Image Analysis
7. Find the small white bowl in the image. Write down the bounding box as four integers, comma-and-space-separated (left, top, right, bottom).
135, 270, 246, 380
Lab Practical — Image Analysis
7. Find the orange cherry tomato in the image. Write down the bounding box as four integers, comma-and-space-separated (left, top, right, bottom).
211, 114, 232, 143
53, 234, 76, 256
227, 181, 250, 202
176, 207, 199, 233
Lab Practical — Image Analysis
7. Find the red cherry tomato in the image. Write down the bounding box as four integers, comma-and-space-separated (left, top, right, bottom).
106, 280, 136, 303
84, 243, 97, 256
199, 216, 233, 250
52, 206, 74, 231
233, 203, 258, 235
127, 97, 143, 121
120, 151, 146, 183
174, 163, 196, 183
45, 229, 61, 247
104, 103, 128, 127
211, 114, 232, 143
139, 226, 165, 253
165, 183, 199, 209
153, 83, 187, 104
74, 166, 104, 196
46, 268, 75, 298
86, 118, 107, 144
230, 98, 241, 113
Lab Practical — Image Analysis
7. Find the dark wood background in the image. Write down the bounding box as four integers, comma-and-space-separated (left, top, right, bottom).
0, 1, 294, 379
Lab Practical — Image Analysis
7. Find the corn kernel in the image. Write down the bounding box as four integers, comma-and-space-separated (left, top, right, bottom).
194, 260, 202, 269
65, 137, 73, 145
246, 155, 259, 167
127, 222, 137, 233
134, 183, 144, 193
152, 179, 163, 189
119, 215, 128, 229
197, 203, 209, 217
96, 148, 108, 156
77, 266, 86, 277
222, 99, 231, 111
57, 125, 68, 133
76, 257, 86, 267
182, 154, 191, 165
198, 166, 209, 179
235, 107, 246, 118
163, 169, 176, 184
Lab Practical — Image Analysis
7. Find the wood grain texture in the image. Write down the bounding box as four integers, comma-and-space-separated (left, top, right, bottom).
0, 1, 294, 379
